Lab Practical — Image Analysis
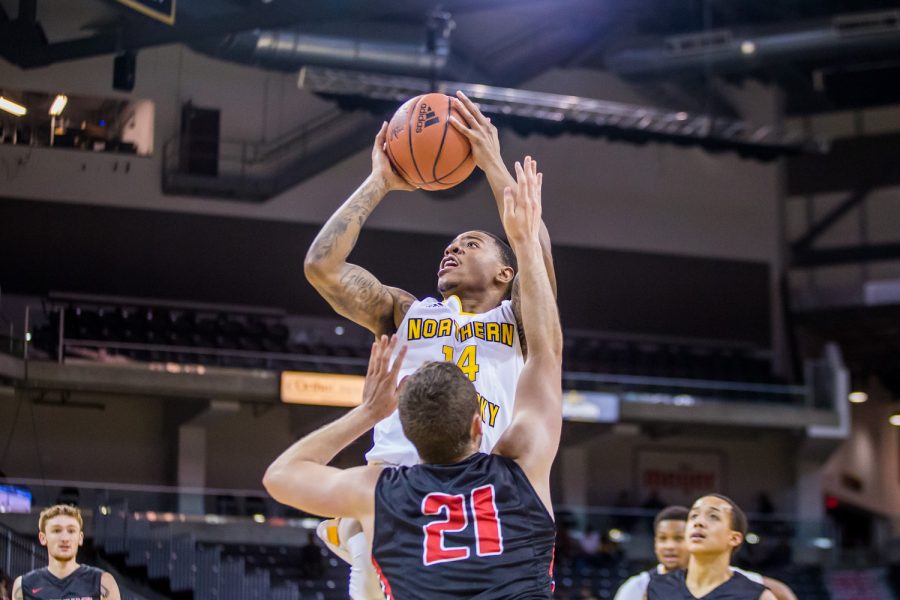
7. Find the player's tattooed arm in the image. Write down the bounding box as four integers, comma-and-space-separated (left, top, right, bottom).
12, 577, 23, 600
305, 124, 416, 334
100, 572, 121, 600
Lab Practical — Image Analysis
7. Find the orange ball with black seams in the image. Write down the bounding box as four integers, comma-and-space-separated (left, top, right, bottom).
385, 93, 476, 191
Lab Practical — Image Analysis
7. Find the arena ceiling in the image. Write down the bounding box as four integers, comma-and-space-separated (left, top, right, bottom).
2, 0, 900, 114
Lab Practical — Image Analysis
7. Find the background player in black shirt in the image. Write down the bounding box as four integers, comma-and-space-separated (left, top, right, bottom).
646, 495, 777, 600
11, 505, 120, 600
264, 156, 562, 599
617, 506, 796, 600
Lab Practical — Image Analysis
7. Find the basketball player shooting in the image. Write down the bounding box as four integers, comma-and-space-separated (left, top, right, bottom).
266, 157, 562, 599
303, 92, 556, 597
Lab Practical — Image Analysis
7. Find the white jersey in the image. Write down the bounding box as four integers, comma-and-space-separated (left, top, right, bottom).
614, 564, 765, 600
365, 295, 525, 466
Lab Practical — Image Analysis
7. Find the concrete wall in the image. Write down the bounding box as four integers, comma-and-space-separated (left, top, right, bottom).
822, 382, 900, 524
0, 46, 782, 263
570, 428, 797, 514
785, 108, 900, 305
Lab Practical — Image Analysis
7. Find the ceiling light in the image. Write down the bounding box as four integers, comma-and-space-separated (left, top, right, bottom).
49, 94, 68, 116
889, 414, 900, 427
0, 97, 27, 116
848, 391, 868, 404
740, 40, 756, 55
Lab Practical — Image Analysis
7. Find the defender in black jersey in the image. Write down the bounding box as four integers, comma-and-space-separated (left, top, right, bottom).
11, 505, 120, 600
645, 496, 776, 600
265, 157, 562, 600
648, 569, 766, 600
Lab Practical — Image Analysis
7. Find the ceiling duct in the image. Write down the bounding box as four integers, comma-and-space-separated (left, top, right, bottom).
608, 10, 900, 80
191, 20, 453, 77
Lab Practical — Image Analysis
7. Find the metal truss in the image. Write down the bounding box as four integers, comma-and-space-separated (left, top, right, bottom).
298, 66, 828, 158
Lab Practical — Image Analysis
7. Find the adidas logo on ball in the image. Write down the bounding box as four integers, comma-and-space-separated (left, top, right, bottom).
415, 104, 440, 133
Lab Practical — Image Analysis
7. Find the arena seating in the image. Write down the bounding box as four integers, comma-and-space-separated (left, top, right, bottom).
29, 297, 783, 391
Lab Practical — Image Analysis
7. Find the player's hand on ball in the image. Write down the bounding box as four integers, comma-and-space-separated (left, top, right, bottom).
361, 334, 408, 421
501, 156, 543, 249
449, 91, 502, 171
372, 122, 416, 192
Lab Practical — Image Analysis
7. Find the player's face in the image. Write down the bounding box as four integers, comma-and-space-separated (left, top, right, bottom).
39, 516, 83, 561
437, 232, 506, 296
654, 519, 688, 572
686, 496, 740, 556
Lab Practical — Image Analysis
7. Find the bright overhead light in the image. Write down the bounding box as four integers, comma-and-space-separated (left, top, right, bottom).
889, 414, 900, 427
740, 40, 757, 55
0, 96, 27, 116
848, 391, 868, 404
745, 532, 760, 545
49, 94, 68, 116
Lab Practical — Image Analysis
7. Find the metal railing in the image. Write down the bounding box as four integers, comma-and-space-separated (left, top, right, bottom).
12, 299, 837, 407
0, 521, 47, 581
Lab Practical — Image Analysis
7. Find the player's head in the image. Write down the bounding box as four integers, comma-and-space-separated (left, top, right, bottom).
437, 230, 516, 301
38, 504, 84, 562
399, 361, 482, 464
687, 494, 747, 559
653, 505, 690, 572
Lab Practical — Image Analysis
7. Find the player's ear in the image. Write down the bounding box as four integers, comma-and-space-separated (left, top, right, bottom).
79, 530, 85, 546
496, 265, 515, 285
38, 531, 48, 546
470, 412, 482, 438
728, 530, 743, 550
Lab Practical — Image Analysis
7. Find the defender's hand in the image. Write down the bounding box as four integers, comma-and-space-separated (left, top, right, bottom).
501, 156, 543, 250
361, 335, 408, 421
448, 91, 503, 171
372, 122, 416, 192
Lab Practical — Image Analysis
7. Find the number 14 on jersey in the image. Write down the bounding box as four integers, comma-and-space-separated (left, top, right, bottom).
442, 345, 479, 381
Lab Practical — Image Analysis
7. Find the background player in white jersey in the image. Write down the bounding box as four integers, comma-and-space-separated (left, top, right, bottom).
304, 91, 555, 597
615, 506, 796, 600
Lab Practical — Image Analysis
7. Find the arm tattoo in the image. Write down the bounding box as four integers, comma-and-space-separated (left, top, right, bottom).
328, 266, 395, 333
308, 184, 380, 263
101, 584, 109, 598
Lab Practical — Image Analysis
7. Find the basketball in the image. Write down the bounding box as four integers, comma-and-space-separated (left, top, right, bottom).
385, 93, 476, 191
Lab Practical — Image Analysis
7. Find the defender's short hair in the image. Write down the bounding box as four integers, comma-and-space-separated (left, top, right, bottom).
654, 505, 689, 533
399, 361, 480, 464
39, 504, 83, 533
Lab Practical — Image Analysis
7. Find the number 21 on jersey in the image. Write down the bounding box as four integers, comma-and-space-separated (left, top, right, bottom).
442, 345, 479, 381
422, 484, 503, 565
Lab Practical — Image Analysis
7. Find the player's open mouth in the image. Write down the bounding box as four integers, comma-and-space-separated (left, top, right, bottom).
438, 256, 460, 275
690, 532, 706, 541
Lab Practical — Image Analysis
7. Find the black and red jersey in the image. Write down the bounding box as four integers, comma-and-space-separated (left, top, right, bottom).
372, 452, 555, 600
648, 569, 767, 600
21, 565, 103, 599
